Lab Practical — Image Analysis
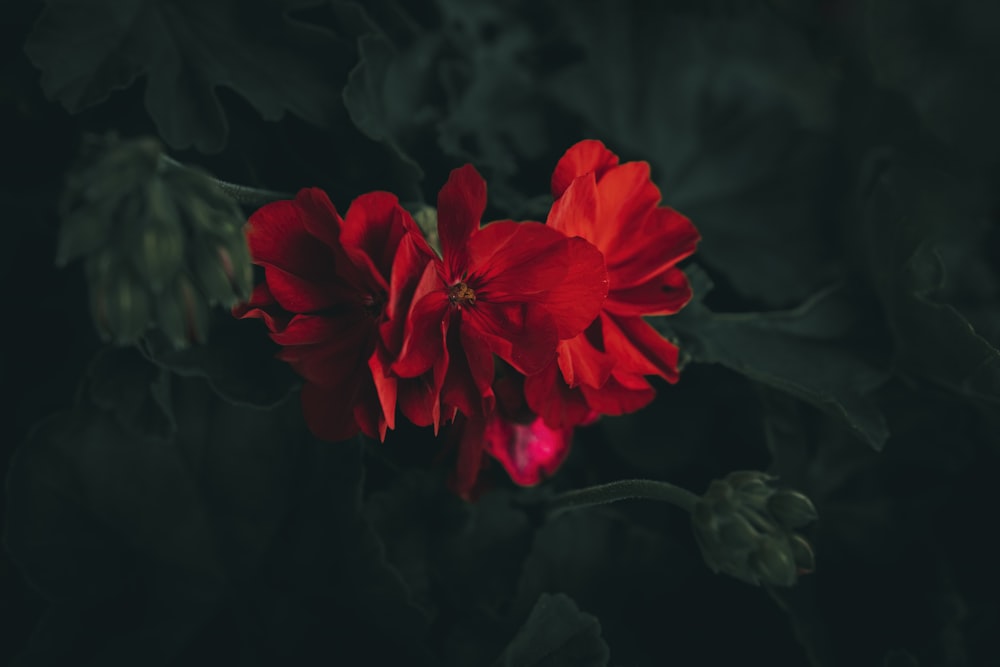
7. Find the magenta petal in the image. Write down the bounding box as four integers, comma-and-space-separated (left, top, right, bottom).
484, 413, 574, 486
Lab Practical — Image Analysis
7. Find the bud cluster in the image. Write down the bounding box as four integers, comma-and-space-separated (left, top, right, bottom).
691, 471, 817, 587
57, 134, 253, 347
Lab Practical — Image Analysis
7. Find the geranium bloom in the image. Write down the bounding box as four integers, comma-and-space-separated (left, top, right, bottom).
234, 188, 434, 441
525, 140, 701, 426
393, 164, 608, 493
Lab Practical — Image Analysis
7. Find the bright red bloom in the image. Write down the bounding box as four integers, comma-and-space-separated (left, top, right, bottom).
234, 188, 434, 442
525, 140, 701, 426
393, 164, 608, 493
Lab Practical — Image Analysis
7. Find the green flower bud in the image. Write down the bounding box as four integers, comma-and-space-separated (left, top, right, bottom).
412, 205, 441, 256
155, 274, 210, 348
789, 534, 816, 574
57, 133, 253, 348
86, 252, 151, 344
768, 489, 819, 530
691, 471, 818, 587
749, 537, 797, 588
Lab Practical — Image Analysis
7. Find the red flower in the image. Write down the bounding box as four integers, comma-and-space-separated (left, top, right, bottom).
393, 164, 608, 494
234, 188, 434, 441
525, 140, 701, 426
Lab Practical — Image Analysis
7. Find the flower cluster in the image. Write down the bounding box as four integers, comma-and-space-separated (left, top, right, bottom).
235, 141, 699, 496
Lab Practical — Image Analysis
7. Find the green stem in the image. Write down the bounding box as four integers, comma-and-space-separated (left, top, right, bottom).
160, 155, 292, 205
547, 479, 700, 518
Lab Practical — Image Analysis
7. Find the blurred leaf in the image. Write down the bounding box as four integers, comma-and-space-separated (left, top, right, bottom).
25, 0, 352, 152
342, 30, 438, 194
549, 1, 840, 305
866, 0, 1000, 163
512, 509, 693, 667
3, 368, 429, 663
861, 156, 1000, 405
491, 593, 609, 667
3, 406, 227, 664
87, 346, 175, 439
139, 312, 299, 409
435, 0, 549, 180
664, 266, 890, 449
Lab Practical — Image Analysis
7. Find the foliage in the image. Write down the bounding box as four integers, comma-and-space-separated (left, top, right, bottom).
4, 0, 1000, 665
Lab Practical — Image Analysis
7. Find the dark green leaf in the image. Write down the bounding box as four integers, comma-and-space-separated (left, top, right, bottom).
25, 0, 351, 152
664, 266, 890, 449
549, 1, 840, 305
87, 345, 176, 439
139, 312, 299, 409
342, 31, 435, 195
866, 0, 1000, 163
861, 157, 1000, 405
492, 593, 609, 667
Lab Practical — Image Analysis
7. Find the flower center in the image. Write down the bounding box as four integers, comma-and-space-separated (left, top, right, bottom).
448, 281, 476, 309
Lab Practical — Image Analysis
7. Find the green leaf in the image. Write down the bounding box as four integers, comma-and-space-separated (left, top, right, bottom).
548, 1, 840, 305
866, 0, 1000, 163
861, 157, 1000, 405
139, 312, 299, 409
25, 0, 351, 153
664, 266, 890, 449
86, 346, 175, 439
512, 508, 692, 667
492, 593, 609, 667
342, 30, 435, 196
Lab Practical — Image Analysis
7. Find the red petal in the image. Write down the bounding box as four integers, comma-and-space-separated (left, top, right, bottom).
602, 313, 680, 382
585, 161, 662, 255
381, 232, 436, 353
579, 371, 656, 416
437, 164, 486, 280
440, 317, 495, 419
262, 264, 356, 313
295, 188, 343, 250
340, 192, 412, 293
300, 382, 360, 442
397, 376, 439, 429
467, 221, 569, 300
523, 360, 597, 429
369, 342, 398, 435
275, 317, 372, 387
551, 140, 619, 198
546, 171, 598, 239
606, 266, 693, 317
233, 282, 290, 331
393, 261, 449, 378
557, 324, 615, 389
536, 236, 607, 339
603, 207, 700, 290
352, 379, 384, 441
246, 194, 340, 288
484, 413, 574, 486
449, 413, 488, 501
462, 300, 558, 375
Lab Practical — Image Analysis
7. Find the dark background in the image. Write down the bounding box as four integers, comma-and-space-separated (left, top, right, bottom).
3, 1, 1000, 665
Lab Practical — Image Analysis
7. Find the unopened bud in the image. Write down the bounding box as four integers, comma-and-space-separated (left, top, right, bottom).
412, 205, 440, 256
156, 274, 210, 348
749, 537, 797, 587
691, 470, 818, 588
790, 534, 816, 574
87, 253, 151, 343
768, 490, 818, 530
58, 133, 252, 348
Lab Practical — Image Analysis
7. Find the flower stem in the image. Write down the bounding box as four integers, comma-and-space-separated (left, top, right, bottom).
159, 155, 292, 205
547, 479, 700, 518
